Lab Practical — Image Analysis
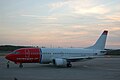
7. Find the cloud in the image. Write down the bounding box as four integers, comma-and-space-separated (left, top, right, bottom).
105, 15, 120, 22
48, 0, 110, 15
21, 14, 57, 20
49, 1, 68, 10
73, 5, 110, 14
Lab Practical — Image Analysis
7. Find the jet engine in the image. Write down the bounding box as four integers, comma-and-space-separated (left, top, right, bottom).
53, 58, 67, 66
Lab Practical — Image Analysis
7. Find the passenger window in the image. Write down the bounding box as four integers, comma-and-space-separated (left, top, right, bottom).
95, 53, 97, 55
100, 51, 106, 53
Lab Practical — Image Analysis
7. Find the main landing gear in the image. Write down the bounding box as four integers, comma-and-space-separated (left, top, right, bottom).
67, 62, 72, 68
19, 63, 23, 68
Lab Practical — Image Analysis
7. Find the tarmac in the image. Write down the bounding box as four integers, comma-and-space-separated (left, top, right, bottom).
0, 56, 120, 80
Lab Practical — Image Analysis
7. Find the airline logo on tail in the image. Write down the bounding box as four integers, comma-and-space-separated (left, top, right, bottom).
87, 30, 108, 50
103, 30, 108, 35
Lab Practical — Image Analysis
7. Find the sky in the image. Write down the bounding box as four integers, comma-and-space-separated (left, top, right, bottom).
0, 0, 120, 49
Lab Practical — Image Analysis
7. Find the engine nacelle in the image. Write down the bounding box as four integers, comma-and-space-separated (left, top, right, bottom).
53, 58, 67, 66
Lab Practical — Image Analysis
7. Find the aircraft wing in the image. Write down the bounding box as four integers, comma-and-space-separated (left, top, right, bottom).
62, 56, 93, 62
63, 56, 106, 62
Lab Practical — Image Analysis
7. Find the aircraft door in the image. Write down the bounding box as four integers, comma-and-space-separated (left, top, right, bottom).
25, 49, 30, 58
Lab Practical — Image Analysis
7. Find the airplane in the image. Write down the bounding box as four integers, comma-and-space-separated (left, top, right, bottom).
5, 30, 108, 68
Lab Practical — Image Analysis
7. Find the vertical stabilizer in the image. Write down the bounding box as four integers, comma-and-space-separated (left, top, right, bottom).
87, 30, 108, 50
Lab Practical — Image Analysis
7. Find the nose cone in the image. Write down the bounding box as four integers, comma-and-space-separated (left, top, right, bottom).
5, 54, 12, 61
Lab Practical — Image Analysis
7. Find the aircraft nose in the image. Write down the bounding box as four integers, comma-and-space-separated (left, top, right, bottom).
5, 54, 12, 61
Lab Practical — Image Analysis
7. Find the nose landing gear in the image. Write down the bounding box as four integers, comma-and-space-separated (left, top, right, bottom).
19, 63, 23, 68
7, 61, 10, 68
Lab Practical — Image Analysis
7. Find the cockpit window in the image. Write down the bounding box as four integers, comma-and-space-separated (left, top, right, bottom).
12, 51, 19, 54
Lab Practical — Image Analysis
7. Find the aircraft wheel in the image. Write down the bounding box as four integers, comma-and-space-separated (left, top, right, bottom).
19, 63, 23, 68
67, 63, 72, 68
7, 61, 10, 68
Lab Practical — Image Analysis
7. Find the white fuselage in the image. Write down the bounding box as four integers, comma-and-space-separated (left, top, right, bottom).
40, 48, 105, 63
